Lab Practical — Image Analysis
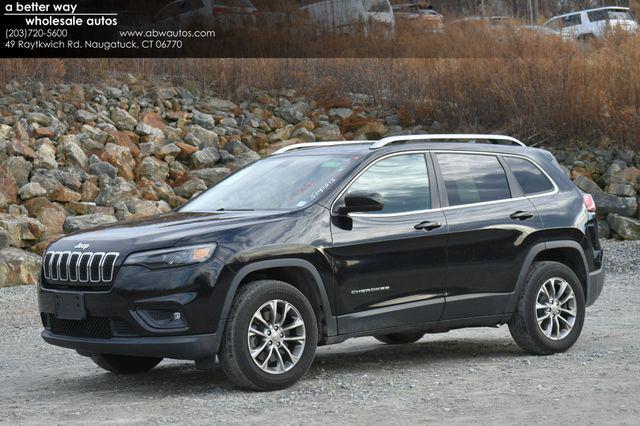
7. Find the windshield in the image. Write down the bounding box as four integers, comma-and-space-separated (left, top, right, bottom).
180, 155, 359, 212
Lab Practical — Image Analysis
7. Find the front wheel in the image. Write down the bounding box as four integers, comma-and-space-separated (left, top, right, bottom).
90, 354, 162, 374
508, 261, 585, 355
219, 280, 318, 391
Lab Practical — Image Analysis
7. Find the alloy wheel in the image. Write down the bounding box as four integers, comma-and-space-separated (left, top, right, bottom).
247, 299, 306, 374
535, 277, 577, 341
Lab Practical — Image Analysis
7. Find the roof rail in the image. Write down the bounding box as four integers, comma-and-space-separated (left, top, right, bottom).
272, 133, 525, 155
370, 134, 526, 149
272, 140, 372, 155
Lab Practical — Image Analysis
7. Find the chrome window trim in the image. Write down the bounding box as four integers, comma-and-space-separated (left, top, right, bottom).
331, 149, 559, 218
330, 150, 433, 218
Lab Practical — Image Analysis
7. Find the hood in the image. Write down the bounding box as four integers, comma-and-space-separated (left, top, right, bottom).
48, 211, 290, 255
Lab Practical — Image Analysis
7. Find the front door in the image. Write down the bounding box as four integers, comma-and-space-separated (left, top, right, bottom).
327, 152, 448, 334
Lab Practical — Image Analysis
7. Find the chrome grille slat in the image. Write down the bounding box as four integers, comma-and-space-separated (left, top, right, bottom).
42, 250, 120, 286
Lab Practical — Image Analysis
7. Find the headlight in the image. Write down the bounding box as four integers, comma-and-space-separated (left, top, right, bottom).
123, 244, 217, 269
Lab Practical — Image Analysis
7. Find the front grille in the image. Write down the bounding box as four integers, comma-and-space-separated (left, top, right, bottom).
43, 251, 119, 286
41, 314, 137, 338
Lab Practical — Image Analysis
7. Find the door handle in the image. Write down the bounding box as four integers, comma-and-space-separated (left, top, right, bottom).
510, 211, 534, 221
415, 221, 442, 231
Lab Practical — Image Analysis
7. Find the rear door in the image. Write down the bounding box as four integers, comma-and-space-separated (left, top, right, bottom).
328, 152, 448, 334
432, 151, 544, 320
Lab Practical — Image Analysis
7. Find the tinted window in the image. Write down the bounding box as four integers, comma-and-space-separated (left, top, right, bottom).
348, 154, 430, 214
561, 14, 582, 27
437, 154, 511, 206
504, 157, 554, 195
587, 10, 606, 22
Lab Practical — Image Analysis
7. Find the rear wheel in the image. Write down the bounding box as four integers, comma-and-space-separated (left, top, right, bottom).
91, 354, 162, 374
508, 261, 585, 355
374, 332, 425, 345
219, 280, 318, 391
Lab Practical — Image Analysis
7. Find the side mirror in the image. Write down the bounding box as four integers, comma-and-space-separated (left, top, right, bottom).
340, 191, 384, 214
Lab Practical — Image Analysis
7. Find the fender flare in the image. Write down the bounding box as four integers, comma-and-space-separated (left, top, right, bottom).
215, 258, 338, 339
505, 240, 589, 313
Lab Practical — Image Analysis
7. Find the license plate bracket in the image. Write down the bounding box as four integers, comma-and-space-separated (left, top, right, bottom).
54, 292, 86, 320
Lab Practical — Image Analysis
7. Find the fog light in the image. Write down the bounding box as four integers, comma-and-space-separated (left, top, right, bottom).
172, 312, 181, 321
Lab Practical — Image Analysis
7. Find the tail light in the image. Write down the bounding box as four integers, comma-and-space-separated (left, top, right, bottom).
213, 7, 226, 15
583, 193, 597, 212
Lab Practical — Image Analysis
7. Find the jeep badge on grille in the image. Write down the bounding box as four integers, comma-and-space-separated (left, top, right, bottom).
74, 243, 90, 250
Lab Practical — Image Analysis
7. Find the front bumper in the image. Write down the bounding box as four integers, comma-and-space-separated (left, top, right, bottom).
41, 330, 219, 360
38, 258, 235, 360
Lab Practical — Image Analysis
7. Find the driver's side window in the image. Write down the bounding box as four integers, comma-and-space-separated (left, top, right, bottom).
348, 153, 430, 214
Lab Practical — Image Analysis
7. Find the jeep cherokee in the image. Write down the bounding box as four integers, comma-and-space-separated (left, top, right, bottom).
38, 134, 605, 390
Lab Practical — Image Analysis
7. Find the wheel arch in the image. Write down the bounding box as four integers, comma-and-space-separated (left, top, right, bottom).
506, 240, 589, 313
215, 259, 337, 345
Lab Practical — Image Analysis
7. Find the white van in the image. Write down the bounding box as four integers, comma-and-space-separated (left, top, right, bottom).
300, 0, 395, 36
544, 6, 638, 40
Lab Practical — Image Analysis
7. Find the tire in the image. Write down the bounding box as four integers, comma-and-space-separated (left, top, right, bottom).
90, 354, 162, 374
508, 261, 585, 355
219, 280, 318, 391
374, 332, 424, 345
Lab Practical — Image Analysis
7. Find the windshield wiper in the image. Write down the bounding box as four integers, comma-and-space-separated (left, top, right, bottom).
215, 208, 255, 212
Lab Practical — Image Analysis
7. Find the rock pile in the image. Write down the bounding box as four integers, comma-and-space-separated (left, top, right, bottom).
0, 77, 638, 286
554, 149, 640, 240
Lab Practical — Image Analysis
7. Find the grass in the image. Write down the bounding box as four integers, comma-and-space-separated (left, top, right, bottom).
1, 23, 639, 148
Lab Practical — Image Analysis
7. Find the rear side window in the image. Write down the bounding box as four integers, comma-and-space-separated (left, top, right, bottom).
348, 153, 430, 214
562, 14, 582, 27
436, 154, 511, 206
587, 10, 607, 22
504, 157, 554, 195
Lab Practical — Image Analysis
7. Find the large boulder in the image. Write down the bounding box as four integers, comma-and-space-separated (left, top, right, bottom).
174, 177, 207, 198
191, 110, 216, 130
0, 248, 42, 287
139, 157, 169, 181
94, 177, 139, 207
607, 213, 640, 240
100, 143, 136, 180
18, 182, 47, 200
110, 108, 137, 131
191, 147, 221, 169
3, 156, 32, 187
0, 216, 45, 247
188, 167, 231, 187
0, 166, 18, 208
592, 192, 637, 217
63, 213, 117, 233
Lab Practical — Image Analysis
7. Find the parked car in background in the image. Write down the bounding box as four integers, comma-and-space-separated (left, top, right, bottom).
544, 6, 638, 40
300, 0, 395, 36
392, 3, 443, 33
152, 0, 257, 30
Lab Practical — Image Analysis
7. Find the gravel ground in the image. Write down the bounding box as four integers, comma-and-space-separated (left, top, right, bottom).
1, 240, 639, 424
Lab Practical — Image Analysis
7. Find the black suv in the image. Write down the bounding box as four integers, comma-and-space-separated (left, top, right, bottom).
38, 134, 605, 390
